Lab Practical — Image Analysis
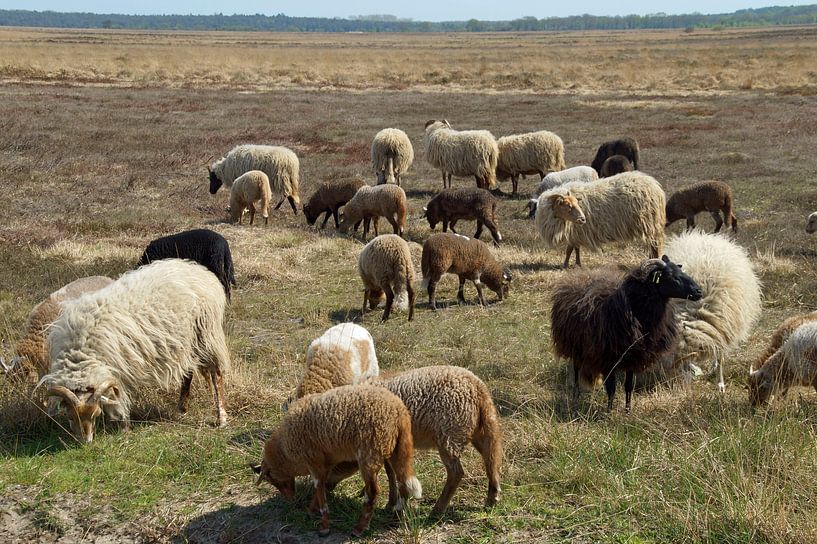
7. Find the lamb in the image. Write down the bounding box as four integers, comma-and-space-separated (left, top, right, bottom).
137, 229, 237, 302
39, 259, 231, 443
253, 385, 422, 537
749, 318, 817, 407
302, 177, 366, 229
358, 235, 416, 321
665, 180, 737, 233
423, 187, 502, 245
495, 130, 566, 194
228, 170, 271, 225
599, 154, 633, 178
590, 137, 640, 175
664, 231, 762, 391
338, 184, 407, 240
1, 276, 113, 382
208, 144, 301, 214
421, 232, 511, 310
807, 212, 817, 234
535, 172, 666, 268
550, 256, 703, 411
424, 120, 499, 190
371, 128, 414, 186
526, 166, 598, 218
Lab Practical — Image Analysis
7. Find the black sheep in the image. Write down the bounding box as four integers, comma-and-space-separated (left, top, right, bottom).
599, 154, 634, 178
137, 229, 237, 301
550, 256, 702, 411
590, 137, 640, 175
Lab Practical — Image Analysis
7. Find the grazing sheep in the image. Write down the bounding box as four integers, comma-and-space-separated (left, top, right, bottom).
228, 170, 271, 225
358, 235, 416, 321
253, 385, 422, 537
600, 155, 633, 178
526, 166, 599, 218
303, 177, 367, 229
208, 144, 301, 214
535, 172, 666, 268
551, 256, 703, 411
1, 276, 113, 382
807, 212, 817, 234
371, 128, 414, 186
665, 180, 737, 233
749, 318, 817, 406
590, 137, 640, 175
423, 187, 502, 245
496, 130, 566, 194
421, 232, 511, 310
424, 120, 498, 190
664, 231, 762, 391
338, 184, 407, 240
39, 259, 230, 443
137, 229, 236, 302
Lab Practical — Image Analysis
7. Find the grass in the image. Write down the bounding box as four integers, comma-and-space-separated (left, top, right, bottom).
1, 26, 817, 543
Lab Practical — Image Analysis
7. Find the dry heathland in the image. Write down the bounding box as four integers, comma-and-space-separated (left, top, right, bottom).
1, 25, 817, 544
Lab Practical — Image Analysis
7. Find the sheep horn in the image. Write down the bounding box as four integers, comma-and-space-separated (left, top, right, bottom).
47, 385, 82, 411
0, 356, 13, 373
93, 379, 119, 402
749, 364, 754, 375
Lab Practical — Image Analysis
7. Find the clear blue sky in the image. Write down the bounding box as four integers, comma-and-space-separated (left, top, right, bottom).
2, 1, 813, 22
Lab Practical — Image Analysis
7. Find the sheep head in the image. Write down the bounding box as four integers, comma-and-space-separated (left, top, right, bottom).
526, 199, 538, 219
640, 256, 703, 302
253, 432, 296, 498
423, 119, 450, 132
46, 379, 121, 444
806, 212, 817, 234
208, 168, 223, 195
548, 192, 585, 225
423, 205, 440, 229
747, 367, 773, 407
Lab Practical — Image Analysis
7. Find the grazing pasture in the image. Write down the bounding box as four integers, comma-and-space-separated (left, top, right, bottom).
1, 25, 817, 543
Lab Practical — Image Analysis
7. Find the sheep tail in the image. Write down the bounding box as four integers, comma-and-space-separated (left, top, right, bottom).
386, 156, 396, 185
723, 198, 737, 232
473, 389, 503, 505
485, 168, 498, 191
420, 250, 431, 290
389, 415, 422, 506
225, 252, 237, 287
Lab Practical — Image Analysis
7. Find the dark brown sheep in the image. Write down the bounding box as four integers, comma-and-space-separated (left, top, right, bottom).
423, 187, 502, 245
665, 180, 737, 233
303, 177, 367, 229
550, 256, 702, 411
600, 154, 634, 177
591, 137, 640, 175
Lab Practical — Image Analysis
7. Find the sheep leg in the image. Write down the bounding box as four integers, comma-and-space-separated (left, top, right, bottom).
382, 285, 395, 322
362, 288, 369, 316
711, 211, 724, 233
449, 219, 458, 233
575, 247, 582, 267
332, 207, 341, 229
624, 371, 635, 412
718, 356, 726, 393
563, 247, 574, 269
604, 373, 616, 411
274, 197, 286, 210
441, 171, 447, 189
209, 371, 228, 427
384, 461, 399, 510
387, 215, 399, 235
351, 464, 380, 538
313, 476, 332, 537
474, 279, 487, 306
442, 219, 449, 232
471, 427, 501, 508
572, 362, 581, 412
431, 450, 464, 516
177, 372, 194, 413
474, 220, 484, 240
363, 218, 371, 240
372, 217, 380, 237
287, 196, 298, 215
248, 203, 256, 225
407, 282, 415, 321
320, 210, 332, 229
511, 175, 518, 195
685, 215, 695, 231
428, 278, 439, 311
457, 276, 467, 304
484, 219, 501, 245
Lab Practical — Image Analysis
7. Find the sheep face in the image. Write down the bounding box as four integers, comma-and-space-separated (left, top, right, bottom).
646, 256, 703, 301
255, 435, 297, 497
423, 204, 441, 230
46, 381, 121, 443
302, 203, 319, 226
806, 213, 817, 234
747, 370, 773, 406
549, 193, 585, 225
208, 170, 223, 195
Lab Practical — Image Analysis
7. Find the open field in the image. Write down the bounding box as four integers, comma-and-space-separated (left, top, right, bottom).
2, 26, 817, 544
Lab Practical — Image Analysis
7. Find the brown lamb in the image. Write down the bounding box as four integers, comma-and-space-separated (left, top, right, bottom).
302, 177, 367, 229
665, 180, 737, 233
423, 187, 502, 245
600, 154, 634, 177
338, 184, 408, 240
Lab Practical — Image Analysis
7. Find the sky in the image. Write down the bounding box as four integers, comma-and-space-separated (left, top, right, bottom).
1, 1, 814, 22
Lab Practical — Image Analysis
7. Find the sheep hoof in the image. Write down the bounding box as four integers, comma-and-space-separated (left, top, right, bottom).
318, 528, 331, 538
718, 382, 726, 393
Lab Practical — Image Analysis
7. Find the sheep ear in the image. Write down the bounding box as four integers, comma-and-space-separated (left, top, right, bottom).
661, 255, 670, 264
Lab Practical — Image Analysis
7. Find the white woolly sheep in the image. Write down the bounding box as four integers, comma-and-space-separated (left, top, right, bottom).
338, 184, 407, 240
534, 171, 666, 268
496, 130, 566, 194
663, 231, 762, 392
39, 259, 230, 443
749, 313, 817, 406
526, 166, 599, 218
371, 128, 414, 186
2, 276, 113, 382
358, 235, 416, 321
254, 385, 422, 537
806, 212, 817, 234
208, 144, 301, 214
424, 120, 498, 190
228, 170, 271, 225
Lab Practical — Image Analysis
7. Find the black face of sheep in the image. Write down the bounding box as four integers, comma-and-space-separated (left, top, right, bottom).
652, 255, 703, 302
302, 203, 319, 226
208, 169, 223, 195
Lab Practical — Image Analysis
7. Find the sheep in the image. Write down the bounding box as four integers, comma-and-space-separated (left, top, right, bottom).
526, 166, 599, 218
358, 235, 416, 321
338, 184, 407, 240
137, 229, 237, 302
807, 212, 817, 234
550, 256, 703, 411
749, 318, 817, 407
665, 180, 738, 233
423, 187, 502, 245
39, 259, 231, 443
302, 177, 366, 229
228, 170, 270, 225
371, 128, 414, 186
664, 231, 762, 391
590, 137, 640, 175
253, 385, 422, 537
208, 144, 301, 215
1, 276, 113, 382
495, 130, 566, 194
421, 232, 511, 311
424, 120, 498, 190
534, 172, 666, 268
600, 154, 633, 178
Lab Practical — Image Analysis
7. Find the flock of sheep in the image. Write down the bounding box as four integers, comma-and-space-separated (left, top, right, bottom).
3, 118, 817, 537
